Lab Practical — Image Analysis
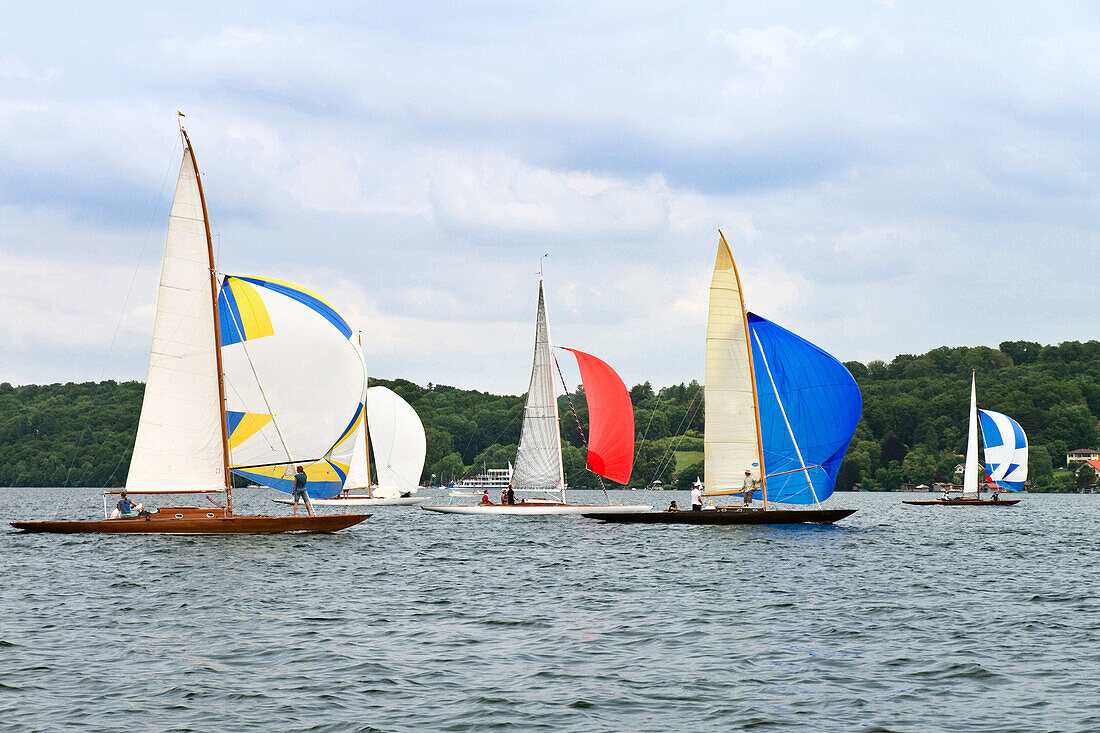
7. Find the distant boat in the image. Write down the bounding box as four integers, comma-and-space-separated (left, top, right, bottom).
448, 464, 514, 496
12, 128, 369, 533
903, 373, 1023, 507
423, 278, 651, 516
587, 232, 860, 525
274, 383, 428, 507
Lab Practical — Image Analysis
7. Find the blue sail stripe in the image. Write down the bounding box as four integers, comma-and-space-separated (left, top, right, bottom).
233, 276, 352, 338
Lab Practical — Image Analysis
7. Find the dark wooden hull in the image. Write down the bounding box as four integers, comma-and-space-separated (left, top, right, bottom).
583, 508, 857, 524
902, 499, 1020, 506
10, 513, 370, 534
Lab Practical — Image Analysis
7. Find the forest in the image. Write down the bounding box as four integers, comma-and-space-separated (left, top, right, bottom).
2, 339, 1098, 491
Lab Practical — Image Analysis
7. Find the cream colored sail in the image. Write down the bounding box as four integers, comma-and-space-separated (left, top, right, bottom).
962, 372, 979, 496
126, 146, 226, 491
704, 233, 763, 495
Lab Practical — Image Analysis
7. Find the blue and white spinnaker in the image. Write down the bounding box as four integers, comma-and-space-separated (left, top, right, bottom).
978, 409, 1028, 491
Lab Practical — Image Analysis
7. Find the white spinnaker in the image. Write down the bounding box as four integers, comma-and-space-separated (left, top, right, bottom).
221, 278, 366, 469
962, 373, 979, 495
366, 386, 427, 496
127, 147, 225, 491
510, 280, 566, 493
704, 235, 762, 495
344, 410, 370, 490
980, 409, 1028, 484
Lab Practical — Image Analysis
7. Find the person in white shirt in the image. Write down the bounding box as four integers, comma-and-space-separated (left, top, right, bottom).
690, 481, 703, 512
742, 470, 756, 506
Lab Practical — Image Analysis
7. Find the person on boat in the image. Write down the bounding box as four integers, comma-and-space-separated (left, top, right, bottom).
941, 489, 951, 501
501, 487, 508, 504
480, 491, 492, 505
505, 485, 516, 505
668, 500, 680, 512
991, 490, 1001, 502
690, 481, 703, 511
291, 466, 314, 516
742, 470, 756, 506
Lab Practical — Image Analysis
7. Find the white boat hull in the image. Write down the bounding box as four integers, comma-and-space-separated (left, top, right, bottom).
273, 495, 426, 507
421, 503, 652, 516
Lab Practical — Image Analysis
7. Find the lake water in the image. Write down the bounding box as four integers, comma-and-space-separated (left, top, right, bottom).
2, 488, 1098, 732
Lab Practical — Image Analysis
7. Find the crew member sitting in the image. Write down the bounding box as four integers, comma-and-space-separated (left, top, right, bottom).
112, 491, 146, 519
480, 491, 491, 505
668, 500, 680, 512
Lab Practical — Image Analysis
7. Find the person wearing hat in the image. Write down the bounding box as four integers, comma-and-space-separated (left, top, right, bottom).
291, 465, 314, 516
742, 470, 756, 506
690, 480, 703, 511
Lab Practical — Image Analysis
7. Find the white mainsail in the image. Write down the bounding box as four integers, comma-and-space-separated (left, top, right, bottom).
366, 385, 427, 496
704, 233, 763, 495
510, 280, 566, 494
962, 372, 979, 496
126, 146, 225, 491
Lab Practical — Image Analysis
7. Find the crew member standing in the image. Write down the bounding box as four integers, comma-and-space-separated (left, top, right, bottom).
690, 481, 703, 512
291, 466, 314, 517
742, 470, 757, 506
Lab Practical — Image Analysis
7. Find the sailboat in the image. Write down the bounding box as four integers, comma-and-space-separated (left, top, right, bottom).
422, 279, 652, 515
11, 128, 369, 533
272, 384, 429, 506
903, 373, 1023, 506
587, 232, 860, 524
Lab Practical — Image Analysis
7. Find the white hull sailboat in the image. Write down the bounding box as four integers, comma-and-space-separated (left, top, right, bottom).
588, 232, 860, 525
275, 384, 429, 507
423, 278, 650, 516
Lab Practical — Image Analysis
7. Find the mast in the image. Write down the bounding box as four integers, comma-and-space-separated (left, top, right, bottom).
359, 331, 372, 498
719, 230, 769, 509
181, 127, 233, 514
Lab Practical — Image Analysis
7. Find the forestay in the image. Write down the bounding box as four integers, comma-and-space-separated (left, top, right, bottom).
748, 313, 862, 504
366, 385, 427, 496
127, 146, 226, 492
219, 276, 366, 497
979, 408, 1028, 491
561, 348, 634, 484
511, 281, 566, 493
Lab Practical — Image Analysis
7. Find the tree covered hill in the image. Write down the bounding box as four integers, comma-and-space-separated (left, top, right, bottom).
2, 339, 1098, 490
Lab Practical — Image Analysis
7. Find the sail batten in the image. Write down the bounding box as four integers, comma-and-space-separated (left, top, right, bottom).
511, 280, 566, 494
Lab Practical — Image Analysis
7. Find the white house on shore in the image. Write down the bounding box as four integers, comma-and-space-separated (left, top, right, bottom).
1067, 448, 1099, 464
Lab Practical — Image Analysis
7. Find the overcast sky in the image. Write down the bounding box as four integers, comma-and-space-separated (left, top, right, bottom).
2, 2, 1097, 393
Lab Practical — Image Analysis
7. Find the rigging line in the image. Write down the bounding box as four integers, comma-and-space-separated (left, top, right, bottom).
71, 136, 182, 489
649, 392, 703, 486
638, 384, 665, 443
751, 328, 820, 507
552, 348, 610, 505
222, 275, 296, 468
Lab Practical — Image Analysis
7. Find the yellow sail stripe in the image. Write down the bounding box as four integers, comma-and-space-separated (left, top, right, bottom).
228, 412, 274, 451
226, 277, 274, 341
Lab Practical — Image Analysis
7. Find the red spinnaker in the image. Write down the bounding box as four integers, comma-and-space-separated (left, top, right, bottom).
562, 348, 635, 484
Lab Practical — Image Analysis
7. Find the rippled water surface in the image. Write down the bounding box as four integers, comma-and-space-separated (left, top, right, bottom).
3, 488, 1099, 732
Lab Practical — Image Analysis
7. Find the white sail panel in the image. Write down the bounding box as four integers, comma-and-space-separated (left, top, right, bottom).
127, 147, 225, 491
511, 281, 565, 492
962, 373, 979, 495
366, 386, 426, 496
979, 408, 1028, 489
220, 276, 366, 470
704, 234, 762, 495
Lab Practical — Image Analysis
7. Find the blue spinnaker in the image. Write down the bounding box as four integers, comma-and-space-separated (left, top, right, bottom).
747, 313, 862, 504
978, 408, 1028, 491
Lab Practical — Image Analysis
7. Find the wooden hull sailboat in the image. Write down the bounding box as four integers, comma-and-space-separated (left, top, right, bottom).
422, 277, 651, 516
9, 128, 368, 535
590, 233, 860, 525
903, 374, 1026, 508
273, 494, 426, 507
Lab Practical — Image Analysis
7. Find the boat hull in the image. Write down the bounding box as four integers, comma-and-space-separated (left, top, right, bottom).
272, 495, 426, 507
902, 499, 1020, 506
583, 508, 857, 524
422, 503, 653, 516
10, 513, 370, 534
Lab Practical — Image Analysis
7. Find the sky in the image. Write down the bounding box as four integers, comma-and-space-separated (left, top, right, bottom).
1, 1, 1098, 394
